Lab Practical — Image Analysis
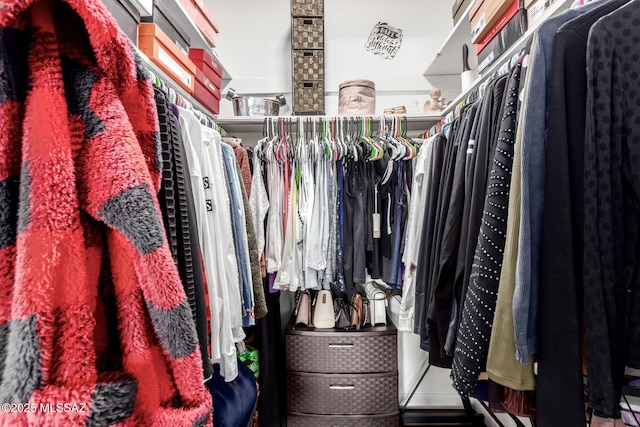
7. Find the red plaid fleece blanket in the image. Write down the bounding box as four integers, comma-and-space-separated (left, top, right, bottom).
0, 0, 212, 425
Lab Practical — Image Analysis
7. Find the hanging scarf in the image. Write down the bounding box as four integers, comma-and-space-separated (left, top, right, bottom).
0, 0, 211, 425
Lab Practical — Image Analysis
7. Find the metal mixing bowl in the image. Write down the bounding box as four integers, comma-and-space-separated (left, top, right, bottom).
226, 88, 286, 116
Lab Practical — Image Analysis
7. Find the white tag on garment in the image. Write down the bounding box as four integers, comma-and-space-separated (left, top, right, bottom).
387, 195, 392, 235
373, 213, 381, 239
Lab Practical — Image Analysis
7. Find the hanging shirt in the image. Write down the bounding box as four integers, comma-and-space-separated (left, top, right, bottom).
178, 108, 239, 381
274, 157, 297, 291
203, 126, 244, 340
399, 137, 435, 332
429, 102, 479, 361
264, 141, 285, 276
249, 147, 270, 267
298, 140, 315, 290
352, 160, 367, 284
324, 157, 338, 286
343, 159, 356, 290
221, 143, 255, 327
336, 159, 346, 292
446, 97, 486, 356
388, 159, 406, 289
306, 141, 330, 286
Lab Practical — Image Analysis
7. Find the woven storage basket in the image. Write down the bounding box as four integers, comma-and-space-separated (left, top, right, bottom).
293, 50, 324, 81
293, 80, 324, 114
291, 0, 323, 16
288, 413, 399, 426
286, 333, 397, 374
292, 17, 324, 49
287, 372, 398, 415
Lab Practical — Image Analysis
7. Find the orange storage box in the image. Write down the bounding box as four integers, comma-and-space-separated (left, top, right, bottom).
193, 68, 220, 114
177, 0, 219, 48
138, 23, 197, 93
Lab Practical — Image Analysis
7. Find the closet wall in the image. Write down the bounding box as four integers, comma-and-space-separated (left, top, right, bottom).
203, 2, 526, 424
205, 0, 470, 413
207, 0, 460, 116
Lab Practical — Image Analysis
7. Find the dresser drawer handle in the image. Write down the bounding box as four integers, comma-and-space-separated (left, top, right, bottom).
329, 385, 355, 390
328, 343, 354, 348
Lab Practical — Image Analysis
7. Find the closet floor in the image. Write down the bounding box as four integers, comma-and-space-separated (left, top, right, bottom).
401, 409, 485, 426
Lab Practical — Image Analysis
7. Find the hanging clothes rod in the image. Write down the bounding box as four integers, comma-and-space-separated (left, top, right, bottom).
214, 115, 440, 135
261, 115, 413, 138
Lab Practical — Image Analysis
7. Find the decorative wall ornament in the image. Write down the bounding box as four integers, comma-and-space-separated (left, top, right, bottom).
365, 22, 403, 60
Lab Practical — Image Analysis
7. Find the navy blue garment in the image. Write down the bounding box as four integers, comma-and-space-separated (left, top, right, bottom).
209, 359, 258, 427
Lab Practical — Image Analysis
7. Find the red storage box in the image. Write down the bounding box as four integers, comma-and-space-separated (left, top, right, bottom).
192, 68, 220, 114
138, 23, 197, 93
470, 0, 513, 44
475, 0, 520, 54
177, 0, 219, 47
188, 48, 222, 88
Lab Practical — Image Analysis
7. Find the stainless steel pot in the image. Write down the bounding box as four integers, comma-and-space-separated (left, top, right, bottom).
226, 88, 286, 116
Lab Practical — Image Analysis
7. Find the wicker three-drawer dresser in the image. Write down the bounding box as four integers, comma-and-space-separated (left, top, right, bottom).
285, 321, 399, 426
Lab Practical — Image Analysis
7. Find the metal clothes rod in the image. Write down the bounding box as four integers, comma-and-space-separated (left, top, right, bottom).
260, 116, 419, 144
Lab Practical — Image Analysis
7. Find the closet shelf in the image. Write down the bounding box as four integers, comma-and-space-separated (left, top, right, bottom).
423, 1, 477, 77
215, 114, 441, 135
438, 0, 574, 118
165, 0, 232, 80
138, 52, 218, 118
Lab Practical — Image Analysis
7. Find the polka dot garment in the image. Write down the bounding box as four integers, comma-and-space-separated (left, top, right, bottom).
451, 62, 522, 397
583, 1, 640, 419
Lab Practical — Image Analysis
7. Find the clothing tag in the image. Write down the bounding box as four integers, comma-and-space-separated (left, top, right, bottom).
373, 213, 381, 238
387, 195, 392, 235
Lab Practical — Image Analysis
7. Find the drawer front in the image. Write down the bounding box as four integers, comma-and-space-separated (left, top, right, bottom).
293, 50, 324, 81
293, 80, 324, 114
288, 413, 399, 427
286, 333, 397, 373
287, 372, 398, 415
292, 17, 324, 49
291, 0, 323, 17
